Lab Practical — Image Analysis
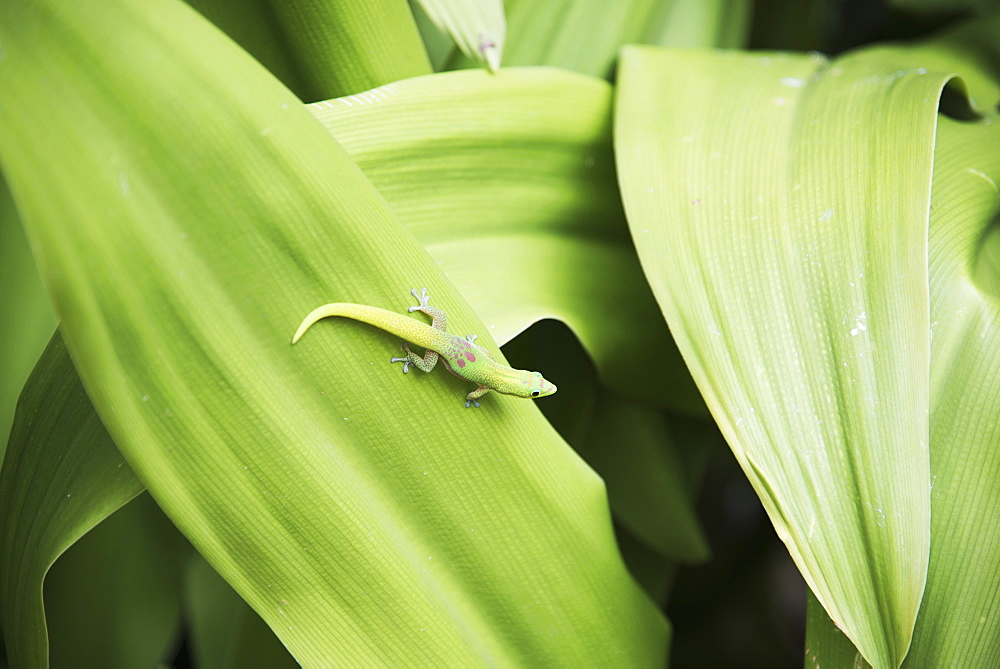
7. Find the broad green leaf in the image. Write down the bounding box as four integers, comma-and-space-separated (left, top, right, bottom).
616, 46, 955, 666
0, 0, 667, 665
413, 0, 505, 71
0, 336, 143, 667
449, 0, 750, 77
919, 114, 1000, 663
189, 0, 432, 101
309, 67, 705, 415
0, 176, 55, 455
806, 114, 1000, 669
799, 18, 1000, 667
44, 493, 187, 667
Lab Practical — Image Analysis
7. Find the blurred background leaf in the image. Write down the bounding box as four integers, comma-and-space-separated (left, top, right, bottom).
412, 0, 505, 71
447, 0, 753, 76
44, 494, 188, 667
184, 551, 298, 668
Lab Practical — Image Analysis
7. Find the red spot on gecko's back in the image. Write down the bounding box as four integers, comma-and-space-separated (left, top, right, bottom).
465, 352, 476, 362
457, 358, 466, 368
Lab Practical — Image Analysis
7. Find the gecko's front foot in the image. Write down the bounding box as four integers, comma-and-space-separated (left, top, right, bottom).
465, 399, 481, 408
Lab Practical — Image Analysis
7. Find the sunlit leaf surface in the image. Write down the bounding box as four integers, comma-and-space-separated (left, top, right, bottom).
0, 0, 668, 664
616, 45, 955, 666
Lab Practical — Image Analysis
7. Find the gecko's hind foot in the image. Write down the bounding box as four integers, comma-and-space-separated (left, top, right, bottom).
465, 334, 478, 343
391, 344, 412, 373
465, 399, 481, 408
408, 287, 430, 312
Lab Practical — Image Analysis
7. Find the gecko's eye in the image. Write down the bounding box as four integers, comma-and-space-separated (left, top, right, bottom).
531, 391, 540, 397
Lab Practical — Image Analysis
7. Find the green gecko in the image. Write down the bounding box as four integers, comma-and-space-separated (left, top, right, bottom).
292, 288, 557, 408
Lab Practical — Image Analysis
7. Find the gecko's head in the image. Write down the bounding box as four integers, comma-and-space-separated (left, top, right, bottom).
524, 371, 557, 399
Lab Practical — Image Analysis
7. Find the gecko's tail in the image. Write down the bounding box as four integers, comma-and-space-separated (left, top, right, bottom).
291, 302, 439, 348
292, 303, 355, 344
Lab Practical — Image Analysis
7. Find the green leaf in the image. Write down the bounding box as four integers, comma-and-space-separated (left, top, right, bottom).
408, 0, 460, 70
44, 494, 187, 667
576, 392, 708, 562
413, 0, 505, 71
309, 66, 704, 415
615, 45, 957, 666
188, 0, 433, 100
644, 0, 753, 49
0, 176, 55, 455
800, 17, 1000, 666
911, 101, 1000, 658
0, 336, 143, 667
0, 0, 667, 664
805, 589, 866, 667
887, 0, 999, 15
806, 114, 1000, 669
448, 0, 750, 77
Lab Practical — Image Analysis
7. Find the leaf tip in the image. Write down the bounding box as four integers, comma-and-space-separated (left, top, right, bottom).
478, 33, 502, 73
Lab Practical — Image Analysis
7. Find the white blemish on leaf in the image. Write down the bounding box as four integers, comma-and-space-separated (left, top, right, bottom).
850, 311, 868, 336
780, 77, 807, 88
965, 167, 997, 190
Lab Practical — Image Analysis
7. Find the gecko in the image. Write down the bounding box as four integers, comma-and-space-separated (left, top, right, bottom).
292, 288, 557, 408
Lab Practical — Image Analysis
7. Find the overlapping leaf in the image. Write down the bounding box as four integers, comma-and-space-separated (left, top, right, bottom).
910, 112, 1000, 667
184, 552, 298, 668
615, 45, 974, 666
0, 336, 143, 666
806, 46, 1000, 669
797, 18, 1000, 667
